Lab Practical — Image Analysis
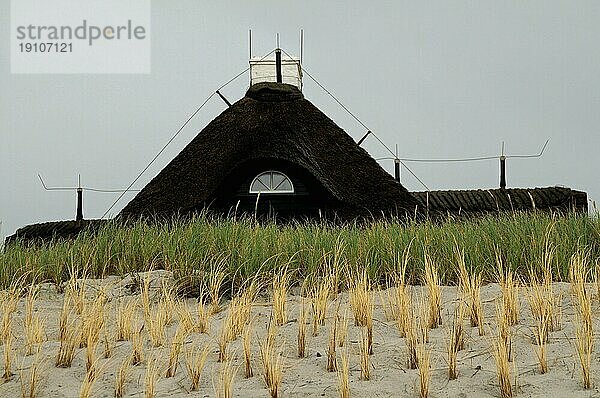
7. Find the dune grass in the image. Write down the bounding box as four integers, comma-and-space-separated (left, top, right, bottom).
1, 212, 599, 291
0, 212, 598, 397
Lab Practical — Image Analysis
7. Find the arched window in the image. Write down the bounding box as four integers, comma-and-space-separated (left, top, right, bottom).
249, 171, 294, 194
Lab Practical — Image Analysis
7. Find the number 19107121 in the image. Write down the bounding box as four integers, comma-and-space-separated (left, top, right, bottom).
19, 42, 72, 53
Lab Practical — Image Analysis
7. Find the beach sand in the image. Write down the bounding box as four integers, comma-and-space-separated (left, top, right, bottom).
0, 271, 597, 398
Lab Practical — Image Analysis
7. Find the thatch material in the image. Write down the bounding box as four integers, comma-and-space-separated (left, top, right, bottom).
4, 220, 107, 246
412, 187, 587, 216
119, 83, 416, 219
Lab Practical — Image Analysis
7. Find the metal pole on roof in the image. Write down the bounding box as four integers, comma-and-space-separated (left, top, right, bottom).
300, 29, 304, 65
357, 130, 371, 145
249, 29, 252, 59
216, 90, 232, 107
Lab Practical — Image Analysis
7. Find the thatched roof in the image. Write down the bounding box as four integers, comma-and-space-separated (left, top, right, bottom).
412, 187, 587, 215
119, 83, 417, 219
4, 220, 108, 245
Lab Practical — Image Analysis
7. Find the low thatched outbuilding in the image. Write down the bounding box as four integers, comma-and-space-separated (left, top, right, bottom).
413, 187, 588, 216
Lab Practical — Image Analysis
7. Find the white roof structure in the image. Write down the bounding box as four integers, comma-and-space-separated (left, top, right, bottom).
249, 52, 302, 89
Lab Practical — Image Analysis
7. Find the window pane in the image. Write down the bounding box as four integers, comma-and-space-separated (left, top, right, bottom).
277, 179, 292, 191
272, 173, 285, 189
251, 178, 269, 192
258, 173, 271, 189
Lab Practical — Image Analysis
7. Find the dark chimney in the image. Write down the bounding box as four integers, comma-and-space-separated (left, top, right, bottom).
76, 187, 83, 221
394, 158, 401, 183
275, 48, 282, 83
499, 156, 506, 189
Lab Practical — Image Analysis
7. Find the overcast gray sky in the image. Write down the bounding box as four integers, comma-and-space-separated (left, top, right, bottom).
1, 1, 599, 240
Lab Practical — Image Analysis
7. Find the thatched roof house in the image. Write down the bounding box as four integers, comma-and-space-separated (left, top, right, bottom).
4, 48, 590, 244
119, 82, 417, 220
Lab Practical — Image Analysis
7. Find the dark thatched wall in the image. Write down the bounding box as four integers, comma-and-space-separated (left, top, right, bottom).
119, 83, 416, 220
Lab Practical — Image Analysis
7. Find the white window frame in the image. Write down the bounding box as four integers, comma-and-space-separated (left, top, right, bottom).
249, 170, 295, 194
